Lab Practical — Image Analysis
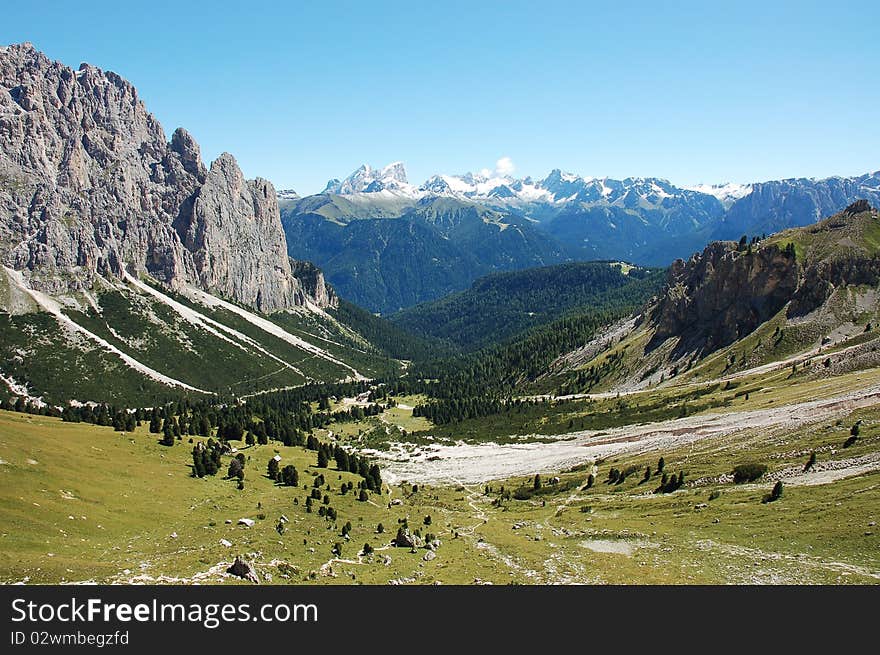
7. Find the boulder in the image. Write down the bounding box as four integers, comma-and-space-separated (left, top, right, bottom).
226, 556, 258, 583
237, 518, 255, 527
392, 527, 422, 548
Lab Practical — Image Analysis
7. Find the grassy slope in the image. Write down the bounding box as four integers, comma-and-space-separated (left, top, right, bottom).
0, 279, 401, 405
1, 389, 877, 584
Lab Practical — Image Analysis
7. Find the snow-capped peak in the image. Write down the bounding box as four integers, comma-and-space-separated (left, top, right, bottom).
684, 182, 753, 206
276, 188, 299, 200
315, 161, 757, 210
324, 161, 413, 195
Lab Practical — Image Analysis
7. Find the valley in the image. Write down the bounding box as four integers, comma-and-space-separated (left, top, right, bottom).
1, 42, 879, 587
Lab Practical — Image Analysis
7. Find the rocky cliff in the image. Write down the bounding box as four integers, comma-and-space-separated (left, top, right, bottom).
648, 201, 880, 354
0, 42, 334, 312
648, 241, 799, 353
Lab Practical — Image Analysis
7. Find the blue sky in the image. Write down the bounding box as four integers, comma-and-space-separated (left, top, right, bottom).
3, 1, 878, 194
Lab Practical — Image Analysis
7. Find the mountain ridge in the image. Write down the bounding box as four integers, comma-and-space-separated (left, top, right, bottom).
0, 42, 331, 313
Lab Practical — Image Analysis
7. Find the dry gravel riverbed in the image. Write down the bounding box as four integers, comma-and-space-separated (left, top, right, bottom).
376, 383, 880, 484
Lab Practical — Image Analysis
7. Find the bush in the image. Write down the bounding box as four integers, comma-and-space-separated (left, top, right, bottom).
732, 462, 768, 483
513, 487, 533, 500
708, 489, 721, 501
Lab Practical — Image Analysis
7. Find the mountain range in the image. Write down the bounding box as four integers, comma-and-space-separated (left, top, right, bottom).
280, 162, 880, 312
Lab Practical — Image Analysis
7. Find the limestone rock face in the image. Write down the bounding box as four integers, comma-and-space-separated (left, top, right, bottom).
649, 241, 799, 352
0, 42, 333, 311
648, 202, 880, 354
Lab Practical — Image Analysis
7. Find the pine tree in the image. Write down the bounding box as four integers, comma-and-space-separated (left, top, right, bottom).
268, 457, 280, 480
803, 451, 816, 472
281, 465, 298, 487
161, 422, 175, 446
227, 458, 243, 480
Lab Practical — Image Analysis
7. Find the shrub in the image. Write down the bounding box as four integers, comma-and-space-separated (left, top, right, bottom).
708, 489, 721, 501
732, 462, 768, 483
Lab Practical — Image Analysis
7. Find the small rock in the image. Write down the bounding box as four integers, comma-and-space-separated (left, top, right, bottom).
423, 550, 436, 562
219, 539, 232, 548
238, 518, 255, 528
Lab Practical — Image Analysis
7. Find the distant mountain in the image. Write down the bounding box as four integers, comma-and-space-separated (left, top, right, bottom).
710, 172, 880, 241
281, 162, 880, 310
280, 192, 569, 313
323, 161, 413, 195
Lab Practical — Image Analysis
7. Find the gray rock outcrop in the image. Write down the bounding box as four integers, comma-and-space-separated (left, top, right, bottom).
0, 42, 334, 312
647, 201, 880, 355
226, 555, 259, 583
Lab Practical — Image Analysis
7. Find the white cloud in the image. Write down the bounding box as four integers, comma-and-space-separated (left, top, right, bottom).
479, 168, 492, 178
495, 156, 515, 177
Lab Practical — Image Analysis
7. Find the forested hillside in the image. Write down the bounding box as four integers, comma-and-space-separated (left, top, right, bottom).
391, 262, 663, 351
